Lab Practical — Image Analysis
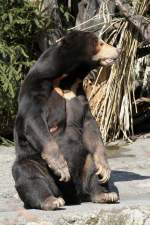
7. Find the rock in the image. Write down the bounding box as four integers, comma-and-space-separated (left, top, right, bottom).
0, 134, 150, 225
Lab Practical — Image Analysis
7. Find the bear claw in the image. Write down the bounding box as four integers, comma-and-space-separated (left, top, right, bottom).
96, 165, 111, 183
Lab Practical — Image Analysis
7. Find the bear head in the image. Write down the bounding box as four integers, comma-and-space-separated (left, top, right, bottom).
59, 31, 121, 73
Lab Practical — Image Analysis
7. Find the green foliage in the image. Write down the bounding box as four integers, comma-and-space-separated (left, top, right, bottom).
0, 41, 32, 130
58, 3, 75, 28
0, 0, 52, 141
59, 4, 74, 23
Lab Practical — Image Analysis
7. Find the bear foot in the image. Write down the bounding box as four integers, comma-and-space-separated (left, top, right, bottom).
92, 192, 119, 203
41, 196, 65, 210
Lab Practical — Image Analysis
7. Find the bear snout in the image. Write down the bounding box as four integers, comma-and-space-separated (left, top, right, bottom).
92, 41, 121, 66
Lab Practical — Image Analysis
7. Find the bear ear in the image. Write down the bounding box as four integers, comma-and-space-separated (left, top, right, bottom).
58, 31, 80, 46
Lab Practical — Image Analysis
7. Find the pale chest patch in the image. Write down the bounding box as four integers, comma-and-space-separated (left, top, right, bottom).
63, 91, 76, 100
53, 87, 76, 100
53, 78, 82, 100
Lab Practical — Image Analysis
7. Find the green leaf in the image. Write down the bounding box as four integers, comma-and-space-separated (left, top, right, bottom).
8, 13, 13, 24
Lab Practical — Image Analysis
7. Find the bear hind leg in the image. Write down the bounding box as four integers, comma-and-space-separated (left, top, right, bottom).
12, 160, 65, 210
81, 154, 119, 204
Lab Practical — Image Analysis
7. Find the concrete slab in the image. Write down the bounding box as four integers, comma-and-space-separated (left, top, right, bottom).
0, 134, 150, 225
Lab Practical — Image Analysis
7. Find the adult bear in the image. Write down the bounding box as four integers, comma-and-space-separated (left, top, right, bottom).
12, 31, 120, 210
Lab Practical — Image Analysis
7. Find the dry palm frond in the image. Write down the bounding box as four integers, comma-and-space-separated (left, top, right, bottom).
85, 0, 149, 142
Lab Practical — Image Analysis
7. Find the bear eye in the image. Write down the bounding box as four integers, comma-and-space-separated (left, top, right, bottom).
99, 42, 104, 46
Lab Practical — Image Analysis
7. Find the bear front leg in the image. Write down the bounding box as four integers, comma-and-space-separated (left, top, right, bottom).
41, 142, 70, 182
83, 110, 111, 183
25, 115, 70, 182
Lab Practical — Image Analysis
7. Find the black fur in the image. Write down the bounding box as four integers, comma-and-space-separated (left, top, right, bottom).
12, 31, 117, 209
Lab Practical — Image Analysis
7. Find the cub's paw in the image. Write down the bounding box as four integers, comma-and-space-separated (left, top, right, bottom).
41, 196, 65, 210
92, 192, 119, 204
96, 164, 111, 184
41, 152, 71, 182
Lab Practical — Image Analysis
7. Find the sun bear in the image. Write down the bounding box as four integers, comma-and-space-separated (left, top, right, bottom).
12, 31, 121, 210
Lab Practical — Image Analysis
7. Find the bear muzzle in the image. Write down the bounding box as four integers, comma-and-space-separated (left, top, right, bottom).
92, 40, 121, 66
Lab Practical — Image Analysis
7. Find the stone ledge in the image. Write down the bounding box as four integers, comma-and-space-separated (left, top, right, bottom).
0, 134, 150, 225
0, 204, 150, 225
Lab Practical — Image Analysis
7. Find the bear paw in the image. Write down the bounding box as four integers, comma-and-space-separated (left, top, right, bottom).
96, 164, 111, 183
41, 152, 71, 182
41, 196, 65, 210
92, 192, 119, 203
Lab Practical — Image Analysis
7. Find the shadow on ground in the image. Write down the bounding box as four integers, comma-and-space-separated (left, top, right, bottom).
112, 170, 150, 182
